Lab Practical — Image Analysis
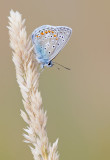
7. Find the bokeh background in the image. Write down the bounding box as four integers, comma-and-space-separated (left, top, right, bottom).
0, 0, 110, 160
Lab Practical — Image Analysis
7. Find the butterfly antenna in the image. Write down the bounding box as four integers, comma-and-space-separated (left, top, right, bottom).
53, 62, 71, 70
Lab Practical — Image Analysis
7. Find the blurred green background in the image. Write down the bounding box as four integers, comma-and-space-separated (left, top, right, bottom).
0, 0, 110, 159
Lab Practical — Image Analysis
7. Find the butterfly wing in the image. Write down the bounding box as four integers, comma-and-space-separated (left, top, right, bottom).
48, 26, 72, 61
31, 25, 72, 65
32, 25, 58, 65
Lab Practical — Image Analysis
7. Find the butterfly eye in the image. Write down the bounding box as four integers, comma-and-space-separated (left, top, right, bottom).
48, 61, 52, 66
48, 62, 51, 65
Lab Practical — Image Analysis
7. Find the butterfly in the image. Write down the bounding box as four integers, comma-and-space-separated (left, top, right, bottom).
31, 25, 72, 68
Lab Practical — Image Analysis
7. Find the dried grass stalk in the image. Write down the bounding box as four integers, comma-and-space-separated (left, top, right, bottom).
8, 10, 59, 160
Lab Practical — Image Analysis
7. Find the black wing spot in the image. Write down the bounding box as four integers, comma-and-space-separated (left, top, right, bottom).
49, 51, 51, 54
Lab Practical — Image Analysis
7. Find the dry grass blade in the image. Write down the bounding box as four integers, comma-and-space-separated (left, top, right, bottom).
8, 10, 59, 160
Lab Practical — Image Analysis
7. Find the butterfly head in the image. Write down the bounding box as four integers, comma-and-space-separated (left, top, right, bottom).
47, 61, 53, 67
40, 61, 53, 69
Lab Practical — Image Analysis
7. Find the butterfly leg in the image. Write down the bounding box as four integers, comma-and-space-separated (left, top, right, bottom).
40, 64, 44, 69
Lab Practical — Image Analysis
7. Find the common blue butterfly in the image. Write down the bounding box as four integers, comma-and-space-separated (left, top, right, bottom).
31, 25, 72, 68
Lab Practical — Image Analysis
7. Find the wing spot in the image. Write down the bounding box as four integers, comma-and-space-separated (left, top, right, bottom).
49, 51, 51, 54
41, 32, 44, 35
